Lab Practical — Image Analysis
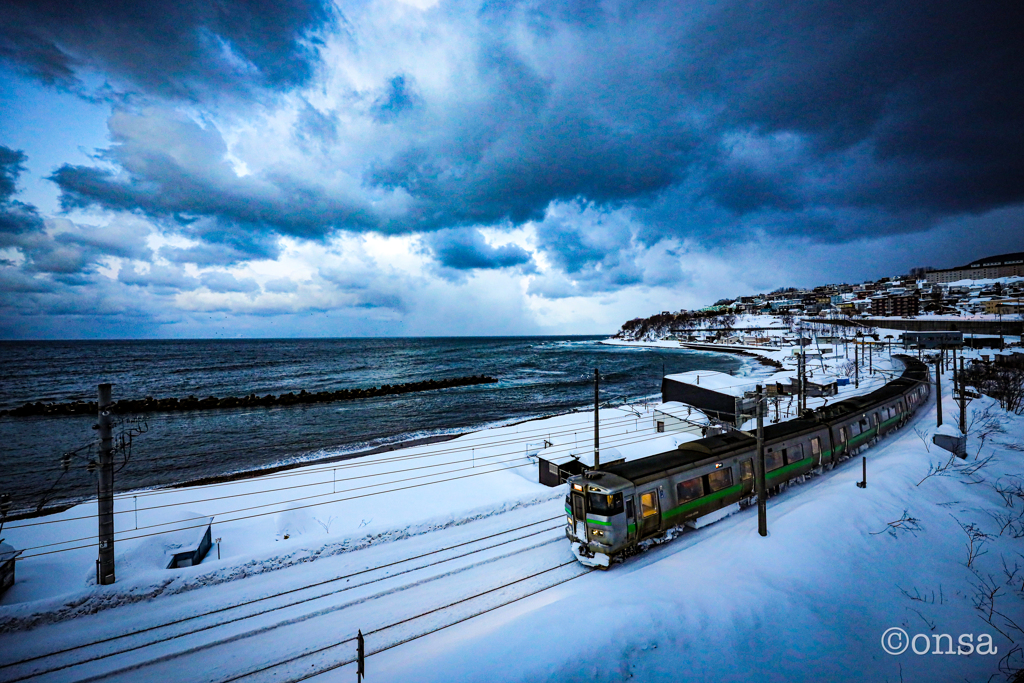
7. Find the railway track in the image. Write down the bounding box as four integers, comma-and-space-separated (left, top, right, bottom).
0, 511, 577, 683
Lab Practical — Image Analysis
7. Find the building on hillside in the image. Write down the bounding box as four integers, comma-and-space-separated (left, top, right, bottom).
925, 252, 1024, 284
870, 293, 921, 317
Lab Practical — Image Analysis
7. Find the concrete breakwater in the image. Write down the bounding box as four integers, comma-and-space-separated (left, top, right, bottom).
0, 375, 499, 418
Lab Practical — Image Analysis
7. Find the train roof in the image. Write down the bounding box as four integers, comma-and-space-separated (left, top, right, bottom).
603, 431, 756, 484
602, 355, 929, 486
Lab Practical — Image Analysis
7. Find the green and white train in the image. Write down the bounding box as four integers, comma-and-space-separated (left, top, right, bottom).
565, 356, 931, 567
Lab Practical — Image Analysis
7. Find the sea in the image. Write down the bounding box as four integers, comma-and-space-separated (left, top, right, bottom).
0, 337, 756, 513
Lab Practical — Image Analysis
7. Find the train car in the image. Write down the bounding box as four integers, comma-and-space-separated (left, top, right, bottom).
566, 356, 930, 567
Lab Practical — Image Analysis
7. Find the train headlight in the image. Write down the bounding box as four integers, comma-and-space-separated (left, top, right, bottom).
567, 515, 573, 526
591, 529, 604, 537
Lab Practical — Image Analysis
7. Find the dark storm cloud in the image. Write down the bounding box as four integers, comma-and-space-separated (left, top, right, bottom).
49, 109, 381, 251
0, 0, 333, 99
420, 228, 532, 271
29, 0, 1024, 284
119, 264, 200, 291
0, 146, 45, 238
200, 270, 261, 294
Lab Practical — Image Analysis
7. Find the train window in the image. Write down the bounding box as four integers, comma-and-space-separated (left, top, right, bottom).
625, 499, 634, 520
708, 468, 734, 492
873, 413, 880, 426
764, 450, 784, 472
810, 437, 821, 455
587, 491, 624, 516
656, 420, 665, 433
839, 427, 847, 442
740, 459, 753, 480
785, 444, 803, 464
640, 492, 658, 518
676, 477, 705, 503
859, 418, 868, 430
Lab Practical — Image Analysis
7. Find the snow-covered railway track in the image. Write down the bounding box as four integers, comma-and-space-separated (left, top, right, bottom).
223, 559, 592, 683
67, 537, 580, 683
0, 516, 566, 683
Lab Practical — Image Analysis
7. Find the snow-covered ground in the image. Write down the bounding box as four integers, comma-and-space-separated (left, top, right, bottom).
2, 346, 1023, 682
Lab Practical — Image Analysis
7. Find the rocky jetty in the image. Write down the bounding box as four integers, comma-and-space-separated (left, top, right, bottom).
0, 375, 499, 418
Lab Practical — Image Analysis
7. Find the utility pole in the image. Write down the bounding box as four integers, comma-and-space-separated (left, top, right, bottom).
97, 383, 115, 585
593, 368, 600, 469
755, 384, 767, 537
934, 357, 943, 428
797, 324, 805, 413
854, 336, 860, 389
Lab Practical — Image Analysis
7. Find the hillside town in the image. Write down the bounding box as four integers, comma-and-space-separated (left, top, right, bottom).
617, 252, 1024, 343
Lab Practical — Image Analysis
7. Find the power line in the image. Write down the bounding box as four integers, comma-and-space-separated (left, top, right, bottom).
5, 410, 654, 529
13, 423, 691, 557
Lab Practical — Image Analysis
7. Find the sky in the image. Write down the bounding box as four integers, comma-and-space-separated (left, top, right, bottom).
0, 0, 1022, 339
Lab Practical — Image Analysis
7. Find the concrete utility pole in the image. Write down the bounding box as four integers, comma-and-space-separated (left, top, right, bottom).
935, 357, 943, 428
97, 383, 115, 585
855, 337, 860, 389
755, 384, 767, 537
593, 368, 600, 469
958, 357, 968, 435
797, 324, 805, 413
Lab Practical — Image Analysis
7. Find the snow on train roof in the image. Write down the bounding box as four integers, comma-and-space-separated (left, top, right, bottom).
663, 370, 758, 397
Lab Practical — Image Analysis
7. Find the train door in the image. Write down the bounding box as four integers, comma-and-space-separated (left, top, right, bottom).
625, 497, 637, 541
639, 489, 660, 538
572, 490, 587, 540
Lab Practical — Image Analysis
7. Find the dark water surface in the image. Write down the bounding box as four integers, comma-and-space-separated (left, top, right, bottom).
0, 337, 749, 510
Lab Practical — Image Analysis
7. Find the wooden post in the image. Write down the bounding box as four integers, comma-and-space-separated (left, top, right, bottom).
935, 356, 943, 428
856, 457, 866, 488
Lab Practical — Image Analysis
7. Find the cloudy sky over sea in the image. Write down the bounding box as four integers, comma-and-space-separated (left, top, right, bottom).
1, 0, 1021, 338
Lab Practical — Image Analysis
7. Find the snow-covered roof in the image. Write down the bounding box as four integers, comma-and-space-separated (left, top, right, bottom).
0, 541, 22, 563
663, 371, 758, 397
934, 424, 964, 438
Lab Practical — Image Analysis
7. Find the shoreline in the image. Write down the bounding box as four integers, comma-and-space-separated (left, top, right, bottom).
599, 337, 783, 370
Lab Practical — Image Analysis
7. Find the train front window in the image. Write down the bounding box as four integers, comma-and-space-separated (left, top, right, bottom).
587, 491, 624, 516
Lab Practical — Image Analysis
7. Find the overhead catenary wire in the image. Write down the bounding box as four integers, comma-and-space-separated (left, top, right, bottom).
13, 419, 697, 557
5, 409, 655, 530
0, 401, 654, 490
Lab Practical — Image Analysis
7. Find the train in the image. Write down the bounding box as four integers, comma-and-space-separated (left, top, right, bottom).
565, 355, 931, 567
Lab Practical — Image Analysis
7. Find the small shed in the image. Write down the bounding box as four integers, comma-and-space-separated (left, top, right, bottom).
538, 457, 587, 487
166, 517, 214, 569
1, 542, 23, 596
